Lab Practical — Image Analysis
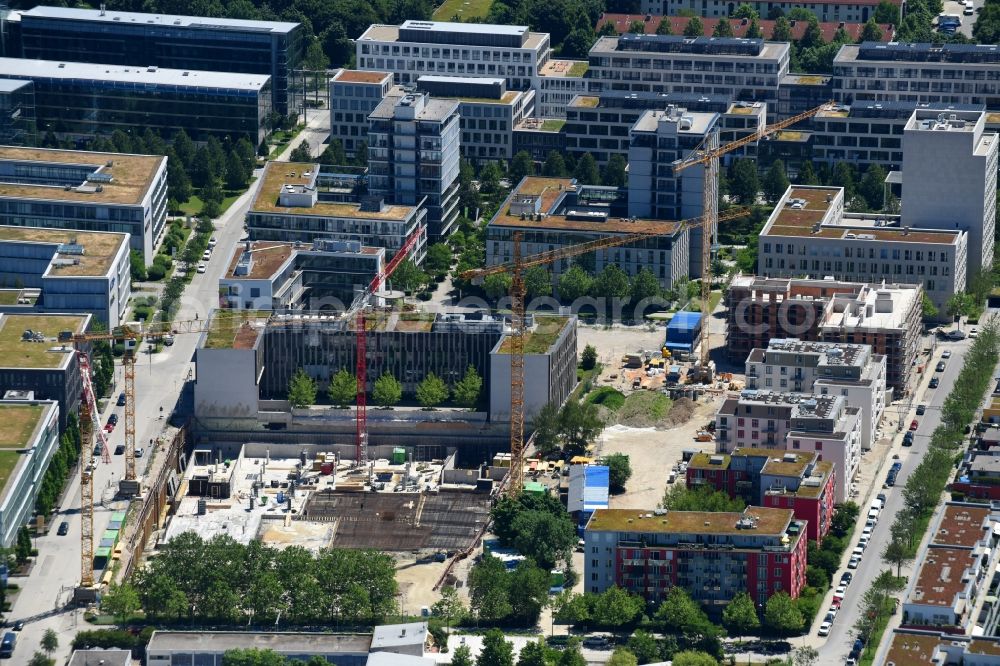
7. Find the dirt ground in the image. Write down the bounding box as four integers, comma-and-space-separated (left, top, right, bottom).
577, 322, 667, 368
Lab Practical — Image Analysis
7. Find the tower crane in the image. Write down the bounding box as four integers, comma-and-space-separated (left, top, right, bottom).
461, 207, 749, 496
672, 101, 834, 373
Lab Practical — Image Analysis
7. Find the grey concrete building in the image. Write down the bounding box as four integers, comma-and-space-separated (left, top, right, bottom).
0, 399, 59, 547
0, 79, 35, 146
329, 70, 396, 157
537, 58, 589, 118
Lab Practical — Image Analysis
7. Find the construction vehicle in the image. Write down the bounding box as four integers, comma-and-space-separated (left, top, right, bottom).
672, 101, 833, 381
460, 207, 747, 496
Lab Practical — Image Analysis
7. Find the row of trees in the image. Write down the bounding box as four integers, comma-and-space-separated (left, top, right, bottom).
106, 532, 398, 625
287, 365, 483, 409
35, 413, 81, 516
469, 556, 553, 625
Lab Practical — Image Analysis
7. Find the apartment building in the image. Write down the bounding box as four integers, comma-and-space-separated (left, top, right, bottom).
638, 0, 900, 22
587, 35, 790, 115
220, 240, 386, 312
758, 185, 966, 315
0, 57, 272, 144
714, 391, 863, 501
0, 147, 167, 266
0, 313, 90, 432
355, 20, 551, 92
902, 108, 997, 284
415, 76, 535, 163
884, 630, 1000, 665
486, 177, 690, 289
537, 59, 589, 118
834, 42, 1000, 110
369, 92, 461, 240
0, 399, 59, 547
246, 161, 428, 264
583, 507, 808, 613
726, 275, 922, 394
10, 6, 304, 116
329, 70, 396, 157
0, 228, 130, 327
0, 79, 35, 146
745, 338, 886, 450
599, 14, 895, 44
564, 91, 762, 166
687, 449, 836, 541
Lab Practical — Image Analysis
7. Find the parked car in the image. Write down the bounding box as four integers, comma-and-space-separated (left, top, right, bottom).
117, 392, 126, 406
818, 622, 832, 636
582, 636, 611, 649
852, 546, 865, 558
209, 236, 218, 247
135, 447, 145, 458
103, 422, 114, 433
848, 556, 861, 569
841, 571, 853, 585
202, 249, 212, 261
903, 431, 914, 446
163, 334, 175, 346
824, 611, 836, 623
57, 521, 69, 536
833, 586, 846, 602
916, 404, 927, 415
859, 535, 870, 549
892, 461, 903, 471
970, 327, 979, 337
929, 377, 940, 389
109, 413, 118, 425
197, 263, 207, 274
93, 443, 102, 456
910, 419, 919, 431
936, 361, 946, 372
964, 5, 974, 14
114, 445, 125, 455
877, 493, 887, 503
942, 349, 952, 359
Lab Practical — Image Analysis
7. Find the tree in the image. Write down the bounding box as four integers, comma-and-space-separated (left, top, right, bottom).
733, 3, 759, 18
763, 160, 790, 204
28, 653, 53, 666
558, 265, 595, 301
40, 629, 59, 658
425, 243, 453, 279
581, 344, 598, 371
722, 591, 760, 648
729, 159, 760, 205
683, 16, 704, 36
477, 629, 515, 666
831, 162, 857, 199
289, 143, 313, 162
451, 645, 474, 666
532, 402, 562, 457
602, 154, 628, 188
608, 649, 638, 666
543, 151, 567, 177
416, 372, 449, 408
627, 630, 661, 663
628, 19, 646, 33
200, 178, 224, 219
509, 559, 551, 623
800, 16, 824, 48
859, 163, 887, 210
319, 139, 347, 166
511, 510, 577, 569
432, 586, 466, 637
558, 400, 604, 456
873, 0, 900, 24
452, 365, 484, 409
592, 586, 645, 628
630, 267, 662, 304
574, 153, 600, 185
713, 19, 734, 36
592, 264, 631, 300
559, 645, 587, 666
327, 368, 358, 407
15, 525, 31, 565
101, 582, 140, 621
372, 373, 402, 407
391, 258, 427, 293
287, 368, 317, 408
797, 161, 818, 185
656, 587, 716, 637
746, 16, 763, 37
771, 16, 793, 41
860, 17, 883, 41
509, 151, 535, 186
470, 556, 513, 621
672, 652, 718, 666
354, 141, 369, 167
793, 646, 819, 666
524, 265, 553, 299
655, 17, 673, 34
225, 150, 249, 190
221, 649, 286, 666
484, 273, 513, 300
882, 537, 912, 578
604, 453, 632, 494
764, 592, 803, 634
921, 293, 939, 320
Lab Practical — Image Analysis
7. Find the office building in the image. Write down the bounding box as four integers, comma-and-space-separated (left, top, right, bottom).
583, 507, 808, 613
902, 108, 997, 283
636, 0, 900, 22
0, 313, 90, 432
486, 177, 690, 289
0, 79, 35, 146
714, 391, 862, 501
512, 118, 567, 162
686, 449, 836, 541
68, 650, 132, 666
12, 6, 304, 116
0, 228, 130, 327
356, 20, 551, 92
598, 14, 895, 44
537, 59, 589, 118
587, 35, 790, 115
757, 185, 967, 315
220, 240, 385, 312
329, 70, 396, 157
0, 57, 271, 144
834, 42, 1000, 110
0, 399, 59, 547
777, 74, 834, 119
369, 92, 461, 239
416, 76, 536, 163
746, 338, 887, 451
245, 161, 428, 264
726, 275, 922, 394
0, 146, 167, 266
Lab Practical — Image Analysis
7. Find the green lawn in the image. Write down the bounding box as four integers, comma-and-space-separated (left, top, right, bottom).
688, 291, 723, 313
568, 61, 589, 77
0, 290, 20, 305
178, 192, 241, 218
433, 0, 494, 20
540, 119, 566, 132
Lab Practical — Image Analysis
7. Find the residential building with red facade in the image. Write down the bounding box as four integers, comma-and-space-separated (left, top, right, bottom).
583, 507, 807, 617
687, 449, 836, 541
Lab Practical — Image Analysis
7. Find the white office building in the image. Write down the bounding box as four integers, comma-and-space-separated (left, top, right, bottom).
901, 108, 997, 284
641, 0, 896, 22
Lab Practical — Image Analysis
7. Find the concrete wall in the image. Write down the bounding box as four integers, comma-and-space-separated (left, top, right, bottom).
194, 347, 262, 418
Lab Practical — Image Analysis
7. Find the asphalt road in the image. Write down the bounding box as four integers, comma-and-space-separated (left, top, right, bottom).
813, 332, 975, 662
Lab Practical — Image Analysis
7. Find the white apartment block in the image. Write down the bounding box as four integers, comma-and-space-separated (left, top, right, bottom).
587, 35, 789, 115
758, 186, 967, 317
355, 20, 551, 92
641, 0, 897, 23
745, 338, 887, 451
537, 59, 589, 118
902, 108, 997, 284
834, 42, 1000, 110
329, 69, 396, 157
715, 391, 863, 502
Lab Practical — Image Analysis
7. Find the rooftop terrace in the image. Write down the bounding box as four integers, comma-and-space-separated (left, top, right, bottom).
497, 316, 569, 354
0, 313, 88, 368
0, 226, 128, 277
203, 310, 270, 350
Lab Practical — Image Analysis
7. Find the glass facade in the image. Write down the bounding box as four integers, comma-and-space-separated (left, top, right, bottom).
0, 80, 36, 146
19, 14, 304, 116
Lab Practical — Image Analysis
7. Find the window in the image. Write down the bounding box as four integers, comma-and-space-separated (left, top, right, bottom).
815, 442, 823, 450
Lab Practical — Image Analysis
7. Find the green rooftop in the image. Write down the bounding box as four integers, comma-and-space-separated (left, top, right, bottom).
204, 310, 270, 349
0, 314, 88, 368
498, 316, 569, 354
0, 403, 46, 495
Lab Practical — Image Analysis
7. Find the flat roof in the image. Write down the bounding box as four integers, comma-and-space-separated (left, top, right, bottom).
223, 240, 383, 279
333, 70, 393, 84
590, 35, 788, 60
400, 19, 526, 35
359, 23, 548, 50
588, 506, 793, 536
21, 6, 299, 32
0, 402, 46, 449
370, 93, 459, 121
633, 108, 717, 134
0, 313, 88, 369
687, 452, 731, 470
539, 59, 589, 77
933, 503, 993, 549
0, 226, 128, 277
600, 15, 894, 40
250, 162, 416, 221
0, 57, 269, 91
0, 78, 32, 93
370, 623, 427, 650
146, 631, 372, 654
204, 310, 270, 350
910, 546, 976, 608
885, 631, 943, 665
0, 146, 164, 207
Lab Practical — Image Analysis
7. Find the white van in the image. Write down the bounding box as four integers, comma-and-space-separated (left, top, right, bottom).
868, 508, 880, 522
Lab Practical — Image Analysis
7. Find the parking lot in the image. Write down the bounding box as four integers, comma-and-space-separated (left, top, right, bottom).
937, 0, 981, 37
